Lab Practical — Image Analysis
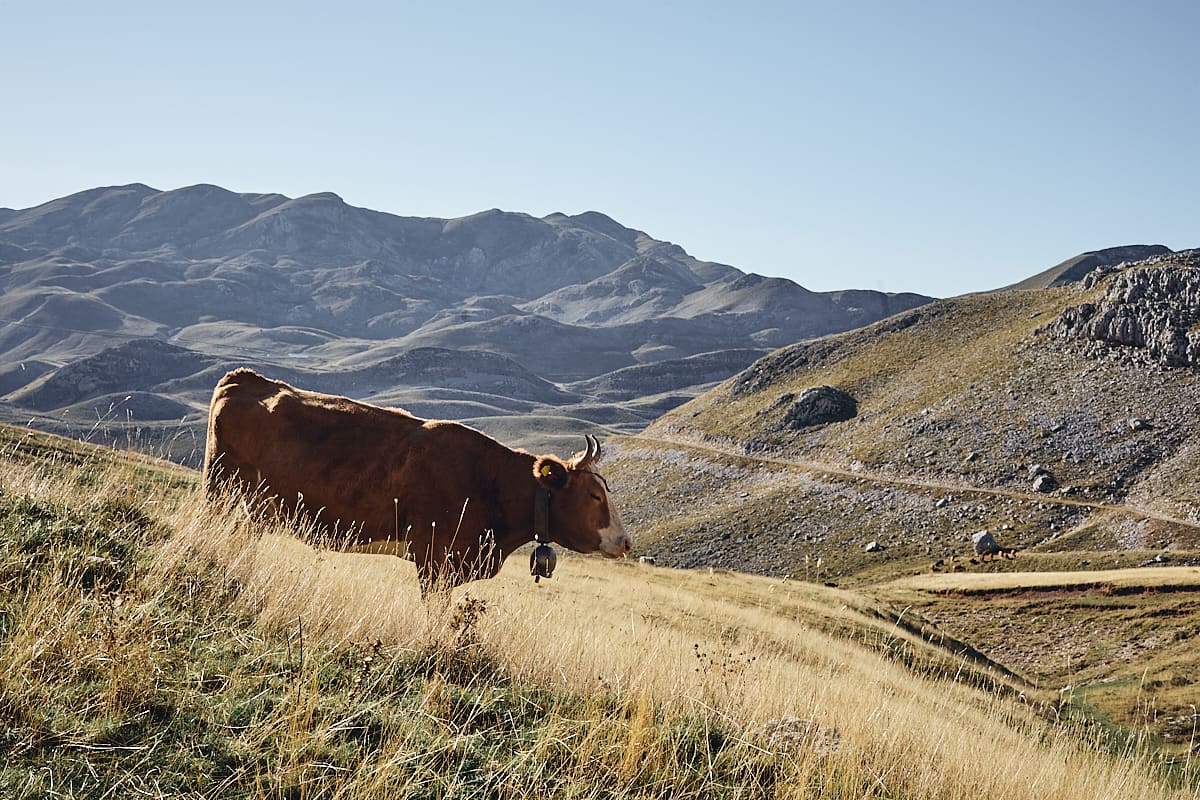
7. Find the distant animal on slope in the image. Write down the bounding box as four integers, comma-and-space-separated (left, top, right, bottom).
202, 368, 632, 593
972, 530, 1017, 562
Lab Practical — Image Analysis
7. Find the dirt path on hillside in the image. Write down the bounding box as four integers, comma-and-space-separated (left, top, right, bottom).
622, 434, 1200, 533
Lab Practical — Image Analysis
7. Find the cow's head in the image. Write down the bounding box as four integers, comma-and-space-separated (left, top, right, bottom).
532, 434, 631, 558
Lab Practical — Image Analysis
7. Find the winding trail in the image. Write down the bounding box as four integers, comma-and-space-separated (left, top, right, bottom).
621, 433, 1200, 533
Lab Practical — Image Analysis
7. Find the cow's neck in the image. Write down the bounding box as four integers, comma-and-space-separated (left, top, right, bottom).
488, 450, 544, 562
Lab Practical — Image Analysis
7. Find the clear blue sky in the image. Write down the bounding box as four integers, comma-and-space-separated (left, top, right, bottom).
3, 1, 1197, 297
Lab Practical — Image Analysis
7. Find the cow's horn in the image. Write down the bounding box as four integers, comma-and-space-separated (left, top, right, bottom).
585, 434, 601, 461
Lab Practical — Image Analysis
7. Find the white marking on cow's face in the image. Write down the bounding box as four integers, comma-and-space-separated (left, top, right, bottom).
597, 497, 632, 558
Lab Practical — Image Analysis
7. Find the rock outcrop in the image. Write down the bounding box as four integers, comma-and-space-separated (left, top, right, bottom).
774, 386, 858, 430
1049, 251, 1200, 367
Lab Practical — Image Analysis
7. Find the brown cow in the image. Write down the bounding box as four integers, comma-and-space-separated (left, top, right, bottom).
202, 368, 632, 593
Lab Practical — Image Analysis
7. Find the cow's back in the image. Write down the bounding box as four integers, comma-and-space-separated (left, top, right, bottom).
203, 369, 425, 530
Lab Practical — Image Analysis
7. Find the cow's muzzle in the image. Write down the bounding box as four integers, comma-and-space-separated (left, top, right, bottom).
599, 529, 633, 558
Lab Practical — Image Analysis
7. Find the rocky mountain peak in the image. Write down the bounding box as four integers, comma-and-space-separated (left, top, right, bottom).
560, 211, 641, 247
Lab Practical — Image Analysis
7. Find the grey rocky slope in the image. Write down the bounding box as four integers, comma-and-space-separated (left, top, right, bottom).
0, 183, 931, 455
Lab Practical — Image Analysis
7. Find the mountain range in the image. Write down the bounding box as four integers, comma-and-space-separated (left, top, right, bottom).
0, 183, 931, 459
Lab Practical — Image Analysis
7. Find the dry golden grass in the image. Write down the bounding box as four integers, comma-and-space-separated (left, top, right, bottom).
886, 566, 1200, 595
162, 498, 1198, 799
2, 424, 1198, 798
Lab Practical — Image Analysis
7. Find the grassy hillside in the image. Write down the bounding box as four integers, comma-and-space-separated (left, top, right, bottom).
610, 264, 1200, 603
2, 424, 1197, 798
648, 286, 1200, 512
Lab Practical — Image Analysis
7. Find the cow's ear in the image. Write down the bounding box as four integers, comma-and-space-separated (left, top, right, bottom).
533, 457, 568, 490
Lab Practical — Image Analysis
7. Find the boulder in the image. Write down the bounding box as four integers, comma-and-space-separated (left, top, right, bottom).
972, 530, 1001, 556
864, 540, 884, 553
778, 385, 857, 430
1033, 473, 1058, 493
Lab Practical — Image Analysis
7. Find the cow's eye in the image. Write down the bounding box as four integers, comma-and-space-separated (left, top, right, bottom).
589, 491, 602, 502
